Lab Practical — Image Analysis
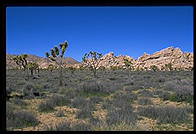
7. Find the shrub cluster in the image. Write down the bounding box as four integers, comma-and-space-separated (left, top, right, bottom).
38, 99, 55, 112
138, 106, 191, 124
106, 105, 137, 126
44, 121, 92, 131
164, 80, 193, 104
6, 104, 39, 129
138, 98, 153, 105
104, 92, 138, 126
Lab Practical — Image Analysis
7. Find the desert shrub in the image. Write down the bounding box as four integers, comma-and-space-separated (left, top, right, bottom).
81, 80, 101, 93
52, 121, 72, 131
164, 80, 193, 104
17, 80, 26, 85
170, 94, 193, 105
70, 96, 88, 109
124, 85, 143, 92
138, 98, 153, 105
38, 99, 55, 112
106, 105, 137, 126
64, 89, 80, 99
89, 96, 103, 104
23, 82, 39, 97
138, 106, 190, 124
76, 108, 93, 119
56, 109, 65, 117
163, 80, 179, 91
138, 89, 154, 97
80, 79, 123, 94
71, 122, 92, 131
6, 102, 15, 120
50, 94, 71, 106
89, 117, 102, 126
11, 98, 27, 106
102, 92, 137, 110
7, 110, 39, 128
43, 83, 50, 89
153, 90, 171, 100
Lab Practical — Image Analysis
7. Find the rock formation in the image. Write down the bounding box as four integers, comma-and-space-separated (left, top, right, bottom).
6, 46, 193, 71
79, 46, 193, 71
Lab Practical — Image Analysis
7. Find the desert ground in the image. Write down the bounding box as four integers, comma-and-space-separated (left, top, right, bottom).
6, 69, 193, 131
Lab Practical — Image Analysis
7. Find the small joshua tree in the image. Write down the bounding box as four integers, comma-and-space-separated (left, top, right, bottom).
47, 64, 57, 72
82, 51, 103, 78
27, 62, 39, 76
13, 54, 29, 78
12, 54, 28, 70
45, 41, 68, 86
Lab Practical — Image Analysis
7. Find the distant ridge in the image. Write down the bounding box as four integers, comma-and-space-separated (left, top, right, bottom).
6, 47, 193, 70
6, 54, 80, 69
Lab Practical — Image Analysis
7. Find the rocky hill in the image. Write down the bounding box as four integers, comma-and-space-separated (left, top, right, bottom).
80, 46, 194, 71
6, 54, 80, 69
6, 47, 193, 70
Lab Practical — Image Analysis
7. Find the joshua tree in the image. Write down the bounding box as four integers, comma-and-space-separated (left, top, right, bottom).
45, 41, 68, 86
47, 64, 57, 72
27, 62, 39, 76
12, 54, 28, 70
82, 51, 103, 78
12, 54, 29, 79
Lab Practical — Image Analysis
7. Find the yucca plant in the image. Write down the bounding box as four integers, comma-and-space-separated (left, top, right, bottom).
27, 62, 39, 76
12, 54, 29, 78
47, 64, 57, 72
45, 41, 68, 86
82, 51, 103, 78
12, 54, 28, 70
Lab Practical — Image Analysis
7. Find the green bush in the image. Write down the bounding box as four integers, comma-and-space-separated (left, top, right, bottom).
38, 99, 55, 112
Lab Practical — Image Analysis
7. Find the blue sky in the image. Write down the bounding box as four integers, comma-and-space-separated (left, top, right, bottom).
6, 6, 193, 62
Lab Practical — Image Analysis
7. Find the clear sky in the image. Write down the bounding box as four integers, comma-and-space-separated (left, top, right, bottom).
6, 6, 193, 62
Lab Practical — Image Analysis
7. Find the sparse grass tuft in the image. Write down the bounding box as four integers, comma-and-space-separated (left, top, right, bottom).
138, 105, 191, 124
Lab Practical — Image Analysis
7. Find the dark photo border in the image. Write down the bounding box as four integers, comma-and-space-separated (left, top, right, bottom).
1, 0, 195, 132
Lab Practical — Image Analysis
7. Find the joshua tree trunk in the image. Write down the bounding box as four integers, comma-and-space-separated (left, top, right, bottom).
25, 67, 29, 80
93, 69, 97, 78
30, 69, 33, 76
59, 58, 63, 86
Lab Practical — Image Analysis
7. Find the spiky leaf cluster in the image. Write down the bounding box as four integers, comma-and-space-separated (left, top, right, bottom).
12, 54, 28, 69
28, 62, 39, 70
45, 40, 68, 63
82, 51, 103, 68
82, 51, 103, 77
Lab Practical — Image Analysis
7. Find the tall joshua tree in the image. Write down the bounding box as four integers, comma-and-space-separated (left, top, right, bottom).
45, 41, 68, 86
82, 51, 103, 78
